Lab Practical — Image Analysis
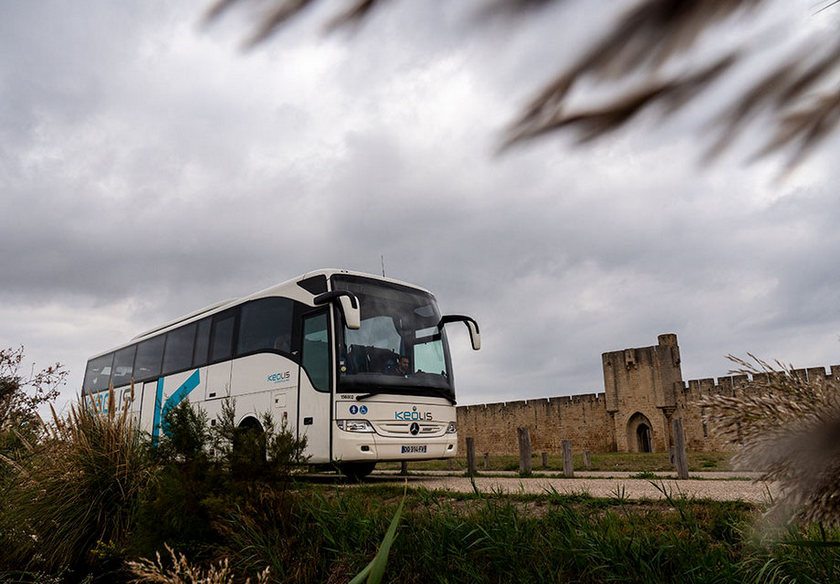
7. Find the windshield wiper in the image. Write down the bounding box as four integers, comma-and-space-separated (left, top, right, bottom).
356, 387, 456, 405
356, 390, 390, 401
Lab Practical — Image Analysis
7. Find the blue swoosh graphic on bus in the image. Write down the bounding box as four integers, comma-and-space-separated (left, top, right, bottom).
152, 378, 165, 445
152, 369, 201, 444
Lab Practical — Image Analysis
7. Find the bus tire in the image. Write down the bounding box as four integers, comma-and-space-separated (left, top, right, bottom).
340, 461, 376, 481
233, 417, 266, 468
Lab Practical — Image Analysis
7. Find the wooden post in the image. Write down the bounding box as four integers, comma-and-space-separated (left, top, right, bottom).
483, 452, 489, 470
672, 418, 689, 479
517, 427, 532, 474
541, 452, 548, 468
583, 451, 591, 470
562, 439, 574, 477
466, 437, 476, 476
447, 457, 454, 471
400, 461, 408, 475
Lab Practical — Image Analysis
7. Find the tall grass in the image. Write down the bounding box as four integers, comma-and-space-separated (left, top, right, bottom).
0, 386, 154, 572
127, 545, 270, 584
701, 355, 840, 526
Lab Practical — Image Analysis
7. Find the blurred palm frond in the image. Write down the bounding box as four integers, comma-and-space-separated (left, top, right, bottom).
205, 0, 840, 170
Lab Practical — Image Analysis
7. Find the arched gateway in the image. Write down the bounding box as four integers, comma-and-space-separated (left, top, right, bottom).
627, 412, 654, 453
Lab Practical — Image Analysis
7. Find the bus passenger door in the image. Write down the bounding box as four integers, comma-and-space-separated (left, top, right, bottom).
297, 309, 333, 464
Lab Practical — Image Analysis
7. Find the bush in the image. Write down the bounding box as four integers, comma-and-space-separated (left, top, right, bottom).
209, 398, 308, 481
0, 346, 66, 470
131, 400, 309, 559
131, 402, 220, 558
0, 387, 154, 573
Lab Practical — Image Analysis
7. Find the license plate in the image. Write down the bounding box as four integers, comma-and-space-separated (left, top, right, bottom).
401, 445, 427, 454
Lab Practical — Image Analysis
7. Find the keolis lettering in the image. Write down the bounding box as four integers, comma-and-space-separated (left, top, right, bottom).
395, 410, 433, 421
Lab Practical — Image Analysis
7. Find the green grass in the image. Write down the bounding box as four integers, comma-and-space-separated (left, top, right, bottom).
209, 483, 837, 584
377, 451, 734, 474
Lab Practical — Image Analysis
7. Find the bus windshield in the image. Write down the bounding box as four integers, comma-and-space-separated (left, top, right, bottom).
332, 275, 454, 400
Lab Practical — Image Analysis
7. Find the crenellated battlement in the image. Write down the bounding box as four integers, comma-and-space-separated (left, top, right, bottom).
460, 392, 605, 413
679, 366, 840, 400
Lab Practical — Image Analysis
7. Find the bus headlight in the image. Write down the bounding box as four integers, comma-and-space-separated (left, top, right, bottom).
336, 419, 374, 432
446, 421, 457, 434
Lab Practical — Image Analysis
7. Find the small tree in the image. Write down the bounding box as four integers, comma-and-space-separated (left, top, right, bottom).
158, 401, 212, 464
0, 346, 67, 457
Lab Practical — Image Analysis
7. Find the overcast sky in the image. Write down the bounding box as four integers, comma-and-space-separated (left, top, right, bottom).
3, 0, 840, 408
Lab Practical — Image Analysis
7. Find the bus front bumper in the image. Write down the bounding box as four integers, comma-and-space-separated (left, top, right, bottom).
333, 431, 458, 463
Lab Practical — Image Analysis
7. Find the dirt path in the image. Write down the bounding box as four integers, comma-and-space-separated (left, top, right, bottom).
367, 472, 775, 503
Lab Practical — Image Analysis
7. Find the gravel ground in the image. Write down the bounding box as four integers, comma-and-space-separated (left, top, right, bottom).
368, 472, 775, 503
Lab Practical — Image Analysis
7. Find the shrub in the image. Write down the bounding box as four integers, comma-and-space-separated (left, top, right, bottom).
210, 398, 307, 481
132, 401, 219, 558
260, 411, 308, 479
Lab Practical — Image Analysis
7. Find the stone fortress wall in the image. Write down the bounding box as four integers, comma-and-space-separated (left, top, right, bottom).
456, 333, 840, 455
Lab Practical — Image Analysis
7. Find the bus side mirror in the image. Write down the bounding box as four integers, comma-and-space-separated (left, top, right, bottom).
438, 315, 481, 351
314, 291, 361, 330
338, 295, 361, 330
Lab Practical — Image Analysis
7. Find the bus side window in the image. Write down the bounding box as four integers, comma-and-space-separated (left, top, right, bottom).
84, 353, 114, 394
301, 312, 330, 392
135, 336, 165, 382
193, 318, 211, 367
112, 345, 137, 388
238, 297, 294, 356
210, 312, 237, 363
162, 322, 197, 375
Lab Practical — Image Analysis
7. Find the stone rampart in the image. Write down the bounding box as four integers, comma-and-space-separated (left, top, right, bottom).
455, 332, 840, 455
457, 392, 613, 456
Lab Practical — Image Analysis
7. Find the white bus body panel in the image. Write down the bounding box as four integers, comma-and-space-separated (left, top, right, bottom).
204, 361, 232, 401
230, 354, 296, 420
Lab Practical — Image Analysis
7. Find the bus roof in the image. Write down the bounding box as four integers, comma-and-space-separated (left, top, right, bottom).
87, 268, 433, 360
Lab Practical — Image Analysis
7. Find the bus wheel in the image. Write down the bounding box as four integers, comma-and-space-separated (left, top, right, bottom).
340, 461, 376, 481
233, 417, 266, 473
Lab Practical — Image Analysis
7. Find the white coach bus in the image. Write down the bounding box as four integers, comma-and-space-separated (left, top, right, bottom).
82, 269, 480, 478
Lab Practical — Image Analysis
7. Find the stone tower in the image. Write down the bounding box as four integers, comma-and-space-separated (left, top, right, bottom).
601, 333, 684, 452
